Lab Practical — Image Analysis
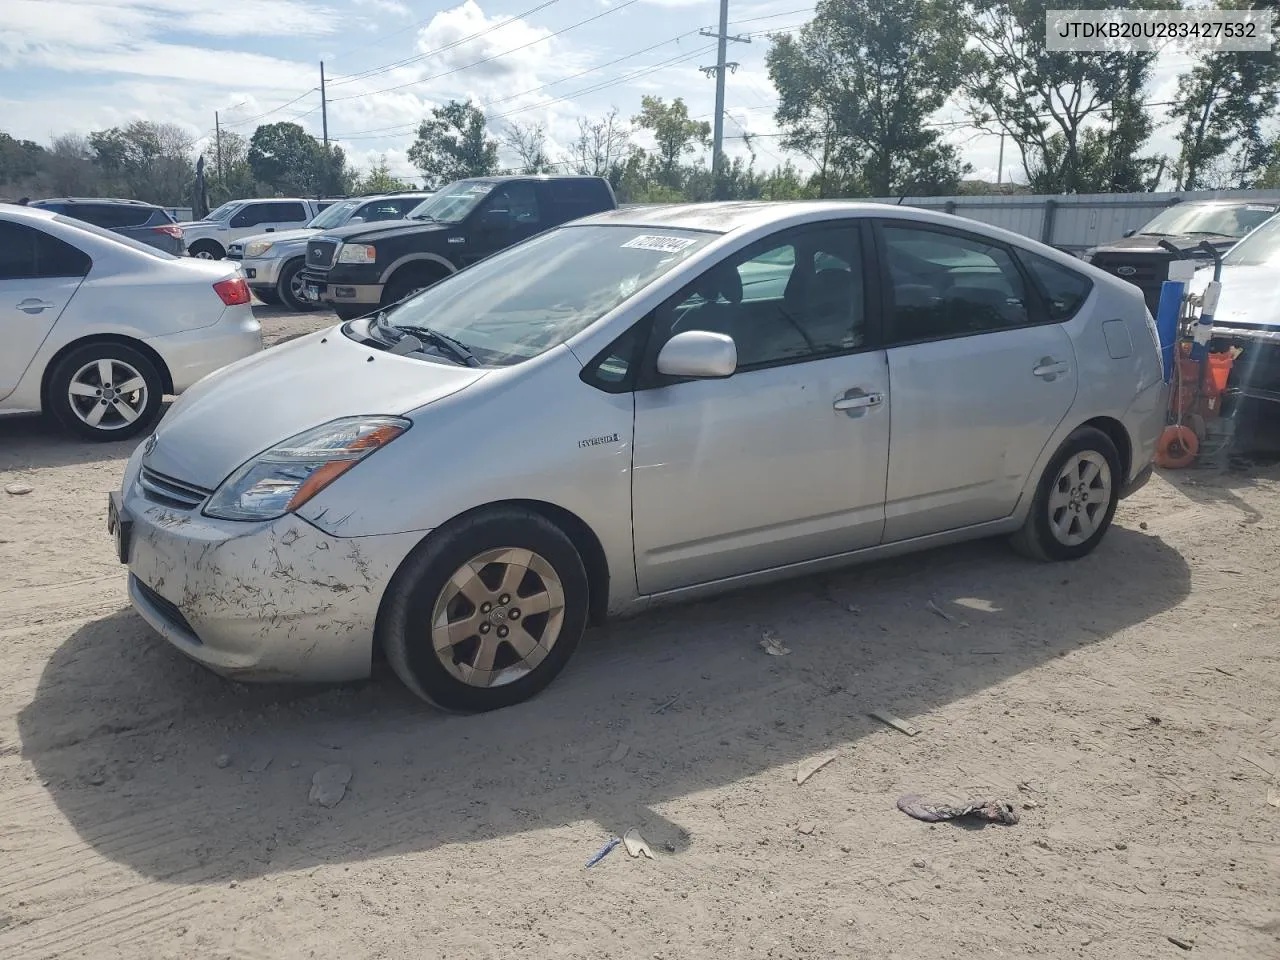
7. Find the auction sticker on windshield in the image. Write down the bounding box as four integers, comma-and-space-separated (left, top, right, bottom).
622, 235, 698, 254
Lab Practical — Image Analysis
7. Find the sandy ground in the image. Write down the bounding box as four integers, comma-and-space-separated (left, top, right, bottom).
1, 306, 1279, 959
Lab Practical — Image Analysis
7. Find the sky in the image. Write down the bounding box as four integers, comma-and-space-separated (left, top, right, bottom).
0, 0, 1201, 188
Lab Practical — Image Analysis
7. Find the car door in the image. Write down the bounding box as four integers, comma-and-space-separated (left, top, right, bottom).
873, 220, 1078, 543
460, 182, 544, 265
0, 218, 91, 401
631, 220, 891, 595
260, 201, 309, 235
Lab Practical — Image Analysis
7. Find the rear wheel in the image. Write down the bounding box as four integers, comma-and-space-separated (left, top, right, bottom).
276, 258, 308, 311
1011, 426, 1121, 561
381, 265, 448, 308
253, 287, 280, 305
379, 507, 589, 712
47, 342, 165, 442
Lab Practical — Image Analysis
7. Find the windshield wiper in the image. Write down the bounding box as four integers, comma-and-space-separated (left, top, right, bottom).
392, 323, 481, 367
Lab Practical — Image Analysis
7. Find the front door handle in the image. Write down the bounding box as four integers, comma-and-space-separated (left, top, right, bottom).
834, 389, 884, 413
16, 298, 54, 314
1033, 358, 1070, 381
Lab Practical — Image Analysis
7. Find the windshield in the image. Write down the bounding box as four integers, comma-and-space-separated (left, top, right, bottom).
373, 224, 716, 366
203, 201, 240, 222
1223, 212, 1280, 266
53, 214, 179, 259
1138, 203, 1277, 239
407, 180, 493, 223
308, 199, 360, 229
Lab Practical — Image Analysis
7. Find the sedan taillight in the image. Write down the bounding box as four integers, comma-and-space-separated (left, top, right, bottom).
213, 277, 251, 306
152, 224, 184, 239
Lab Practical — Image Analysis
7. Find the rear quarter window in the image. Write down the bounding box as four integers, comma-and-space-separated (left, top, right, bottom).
1017, 250, 1093, 321
547, 180, 613, 223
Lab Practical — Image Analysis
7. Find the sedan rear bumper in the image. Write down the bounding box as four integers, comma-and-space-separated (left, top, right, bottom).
144, 305, 262, 394
118, 475, 425, 682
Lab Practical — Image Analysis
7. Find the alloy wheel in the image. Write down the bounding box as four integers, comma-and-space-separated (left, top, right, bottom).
66, 358, 149, 431
1047, 451, 1112, 546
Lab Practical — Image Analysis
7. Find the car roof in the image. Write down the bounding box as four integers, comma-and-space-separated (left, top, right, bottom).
0, 202, 63, 222
32, 197, 158, 207
1171, 199, 1278, 208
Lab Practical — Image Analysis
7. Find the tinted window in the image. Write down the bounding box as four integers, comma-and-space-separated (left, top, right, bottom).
268, 202, 308, 222
664, 224, 865, 369
547, 180, 611, 223
74, 203, 153, 229
486, 182, 540, 226
881, 224, 1030, 343
0, 220, 91, 279
358, 198, 418, 222
1018, 250, 1092, 321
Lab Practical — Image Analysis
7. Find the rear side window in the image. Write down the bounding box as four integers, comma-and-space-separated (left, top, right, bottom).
268, 202, 308, 222
1018, 250, 1093, 321
545, 180, 611, 223
0, 220, 92, 279
74, 203, 154, 229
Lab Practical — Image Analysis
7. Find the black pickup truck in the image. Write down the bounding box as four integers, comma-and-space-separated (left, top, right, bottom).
300, 174, 617, 320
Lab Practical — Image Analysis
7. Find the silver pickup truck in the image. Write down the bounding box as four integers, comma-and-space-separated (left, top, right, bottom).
227, 193, 429, 310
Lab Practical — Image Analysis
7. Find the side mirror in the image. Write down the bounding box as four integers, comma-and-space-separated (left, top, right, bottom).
656, 330, 737, 379
1123, 229, 1136, 238
348, 216, 365, 224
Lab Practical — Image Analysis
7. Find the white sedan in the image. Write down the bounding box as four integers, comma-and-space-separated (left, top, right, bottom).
0, 204, 262, 441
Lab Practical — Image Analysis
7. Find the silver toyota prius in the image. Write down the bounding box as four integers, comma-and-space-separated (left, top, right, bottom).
108, 201, 1167, 712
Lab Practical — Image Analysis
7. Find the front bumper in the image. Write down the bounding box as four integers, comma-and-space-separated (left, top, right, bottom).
299, 270, 384, 307
114, 464, 426, 682
144, 305, 262, 394
240, 255, 285, 289
1211, 325, 1280, 405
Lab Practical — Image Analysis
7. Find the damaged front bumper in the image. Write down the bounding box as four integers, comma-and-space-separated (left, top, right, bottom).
112, 460, 425, 683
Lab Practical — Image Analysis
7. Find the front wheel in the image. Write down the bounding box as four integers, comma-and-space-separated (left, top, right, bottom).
276, 258, 308, 311
1011, 426, 1122, 561
188, 241, 223, 260
47, 342, 165, 442
379, 507, 589, 712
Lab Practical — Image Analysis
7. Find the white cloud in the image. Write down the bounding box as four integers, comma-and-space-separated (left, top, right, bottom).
355, 0, 411, 15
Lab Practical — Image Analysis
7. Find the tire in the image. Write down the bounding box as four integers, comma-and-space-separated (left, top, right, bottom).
381, 265, 448, 308
1011, 426, 1122, 562
379, 506, 589, 712
276, 258, 308, 311
333, 305, 368, 322
253, 287, 280, 305
47, 342, 165, 442
188, 241, 224, 260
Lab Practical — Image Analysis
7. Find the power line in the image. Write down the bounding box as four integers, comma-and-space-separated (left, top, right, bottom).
221, 87, 318, 129
329, 0, 642, 103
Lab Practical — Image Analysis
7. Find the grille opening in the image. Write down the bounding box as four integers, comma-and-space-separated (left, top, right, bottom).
133, 576, 200, 643
139, 467, 213, 509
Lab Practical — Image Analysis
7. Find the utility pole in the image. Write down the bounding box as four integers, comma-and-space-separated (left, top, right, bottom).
700, 0, 750, 200
215, 111, 223, 185
320, 61, 331, 197
996, 131, 1004, 186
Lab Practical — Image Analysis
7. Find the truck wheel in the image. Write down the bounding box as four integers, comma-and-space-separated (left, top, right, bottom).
253, 288, 280, 305
381, 265, 448, 308
334, 305, 368, 322
276, 258, 308, 311
188, 240, 224, 260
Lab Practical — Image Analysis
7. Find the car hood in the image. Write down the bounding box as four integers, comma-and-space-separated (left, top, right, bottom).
1189, 263, 1280, 329
315, 219, 454, 243
144, 326, 487, 488
235, 227, 317, 248
1092, 232, 1238, 255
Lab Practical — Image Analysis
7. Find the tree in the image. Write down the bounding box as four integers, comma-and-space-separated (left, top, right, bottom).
568, 108, 632, 177
966, 0, 1168, 194
357, 155, 412, 193
46, 135, 100, 196
632, 97, 710, 188
407, 100, 499, 187
88, 120, 194, 205
248, 122, 324, 195
768, 0, 972, 198
1170, 4, 1280, 190
209, 130, 257, 203
501, 121, 553, 174
0, 132, 48, 193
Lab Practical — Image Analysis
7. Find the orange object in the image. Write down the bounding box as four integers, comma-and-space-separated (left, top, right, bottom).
1155, 424, 1199, 469
1204, 351, 1233, 397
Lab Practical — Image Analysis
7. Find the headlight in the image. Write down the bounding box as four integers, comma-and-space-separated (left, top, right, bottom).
204, 416, 410, 521
337, 243, 376, 264
244, 239, 275, 258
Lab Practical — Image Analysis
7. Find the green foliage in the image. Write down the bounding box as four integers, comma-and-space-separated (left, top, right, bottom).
357, 155, 413, 193
248, 122, 322, 194
87, 120, 194, 205
632, 97, 710, 188
407, 100, 500, 187
768, 0, 972, 198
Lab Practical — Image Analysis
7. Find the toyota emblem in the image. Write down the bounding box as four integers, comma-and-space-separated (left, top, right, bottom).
143, 433, 158, 457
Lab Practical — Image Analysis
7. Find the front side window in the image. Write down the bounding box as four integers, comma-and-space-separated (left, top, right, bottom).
662, 223, 866, 369
485, 182, 540, 226
881, 223, 1031, 344
368, 224, 716, 366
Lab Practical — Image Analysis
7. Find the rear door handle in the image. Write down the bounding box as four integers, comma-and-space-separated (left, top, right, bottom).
1033, 358, 1070, 380
16, 298, 54, 314
834, 390, 884, 411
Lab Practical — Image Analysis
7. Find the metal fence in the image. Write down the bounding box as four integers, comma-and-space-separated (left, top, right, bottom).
862, 188, 1280, 253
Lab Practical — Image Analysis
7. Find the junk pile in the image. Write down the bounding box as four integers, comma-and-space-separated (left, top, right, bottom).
1152, 239, 1241, 469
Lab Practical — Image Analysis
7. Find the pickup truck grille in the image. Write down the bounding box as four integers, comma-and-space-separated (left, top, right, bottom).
307, 239, 339, 270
